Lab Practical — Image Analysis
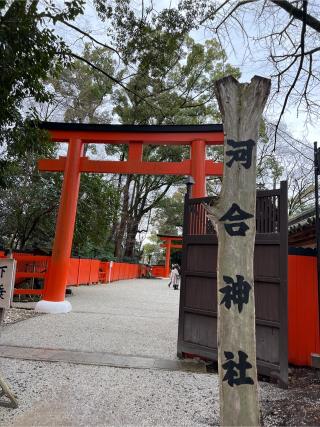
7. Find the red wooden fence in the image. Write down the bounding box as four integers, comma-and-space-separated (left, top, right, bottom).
0, 251, 146, 296
288, 254, 320, 366
151, 265, 167, 277
98, 261, 144, 283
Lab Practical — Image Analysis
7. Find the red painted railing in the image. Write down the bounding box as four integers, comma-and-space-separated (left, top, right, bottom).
0, 252, 146, 296
66, 258, 101, 286
151, 265, 167, 277
0, 252, 50, 295
98, 261, 143, 283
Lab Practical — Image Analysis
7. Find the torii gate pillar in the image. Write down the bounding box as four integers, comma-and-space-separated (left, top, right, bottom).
165, 240, 171, 278
191, 140, 207, 198
35, 139, 83, 313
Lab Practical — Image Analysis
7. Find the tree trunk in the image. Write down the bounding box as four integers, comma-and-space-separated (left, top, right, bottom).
206, 76, 271, 426
114, 175, 131, 258
124, 217, 140, 259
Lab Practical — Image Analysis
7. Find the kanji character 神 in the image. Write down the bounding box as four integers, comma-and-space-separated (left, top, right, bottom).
220, 275, 252, 313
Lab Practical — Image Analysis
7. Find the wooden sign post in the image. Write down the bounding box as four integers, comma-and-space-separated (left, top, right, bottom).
206, 76, 271, 426
0, 258, 16, 314
0, 258, 18, 409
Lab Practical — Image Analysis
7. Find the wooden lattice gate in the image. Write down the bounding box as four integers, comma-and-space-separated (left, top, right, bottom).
177, 181, 288, 386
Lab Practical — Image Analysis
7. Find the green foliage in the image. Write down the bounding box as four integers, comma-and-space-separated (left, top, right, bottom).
0, 0, 85, 190
144, 189, 185, 265
0, 120, 53, 188
0, 113, 120, 255
142, 235, 164, 265
152, 189, 185, 235
112, 36, 240, 125
49, 44, 116, 124
0, 0, 85, 139
0, 156, 120, 255
0, 147, 62, 251
73, 174, 120, 257
0, 0, 313, 262
102, 0, 207, 68
260, 155, 284, 187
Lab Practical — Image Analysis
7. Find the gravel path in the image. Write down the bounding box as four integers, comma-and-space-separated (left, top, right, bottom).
3, 308, 42, 326
0, 278, 318, 426
0, 357, 289, 427
0, 280, 179, 360
0, 358, 220, 426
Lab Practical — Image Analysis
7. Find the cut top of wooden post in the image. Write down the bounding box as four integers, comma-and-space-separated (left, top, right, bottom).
208, 76, 271, 222
214, 76, 271, 143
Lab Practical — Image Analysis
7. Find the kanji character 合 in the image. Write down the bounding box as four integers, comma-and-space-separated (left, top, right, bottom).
219, 203, 253, 236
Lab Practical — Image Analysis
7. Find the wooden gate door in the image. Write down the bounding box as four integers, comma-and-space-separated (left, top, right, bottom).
177, 182, 288, 386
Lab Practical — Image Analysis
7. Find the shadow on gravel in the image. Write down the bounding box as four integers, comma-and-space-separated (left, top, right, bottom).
262, 367, 320, 426
207, 361, 320, 426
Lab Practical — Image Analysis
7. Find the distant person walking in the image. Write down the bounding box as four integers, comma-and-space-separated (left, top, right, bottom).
173, 264, 181, 290
168, 264, 179, 289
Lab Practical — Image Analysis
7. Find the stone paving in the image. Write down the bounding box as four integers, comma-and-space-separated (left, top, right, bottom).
0, 345, 207, 373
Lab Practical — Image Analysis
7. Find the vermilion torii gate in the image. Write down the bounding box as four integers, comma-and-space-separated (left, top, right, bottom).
35, 122, 224, 313
158, 235, 183, 277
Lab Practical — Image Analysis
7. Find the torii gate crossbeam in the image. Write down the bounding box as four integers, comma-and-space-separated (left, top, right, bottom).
35, 122, 224, 313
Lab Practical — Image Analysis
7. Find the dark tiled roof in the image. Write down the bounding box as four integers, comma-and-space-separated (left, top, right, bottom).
288, 207, 315, 234
39, 121, 223, 133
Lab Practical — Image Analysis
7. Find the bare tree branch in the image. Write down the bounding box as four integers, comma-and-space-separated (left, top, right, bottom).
273, 0, 308, 147
271, 0, 320, 33
58, 20, 121, 59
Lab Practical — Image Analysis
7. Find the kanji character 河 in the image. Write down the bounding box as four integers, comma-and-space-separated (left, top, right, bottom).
226, 139, 255, 169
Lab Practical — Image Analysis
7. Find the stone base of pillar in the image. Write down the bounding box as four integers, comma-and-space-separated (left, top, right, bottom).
35, 300, 72, 314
